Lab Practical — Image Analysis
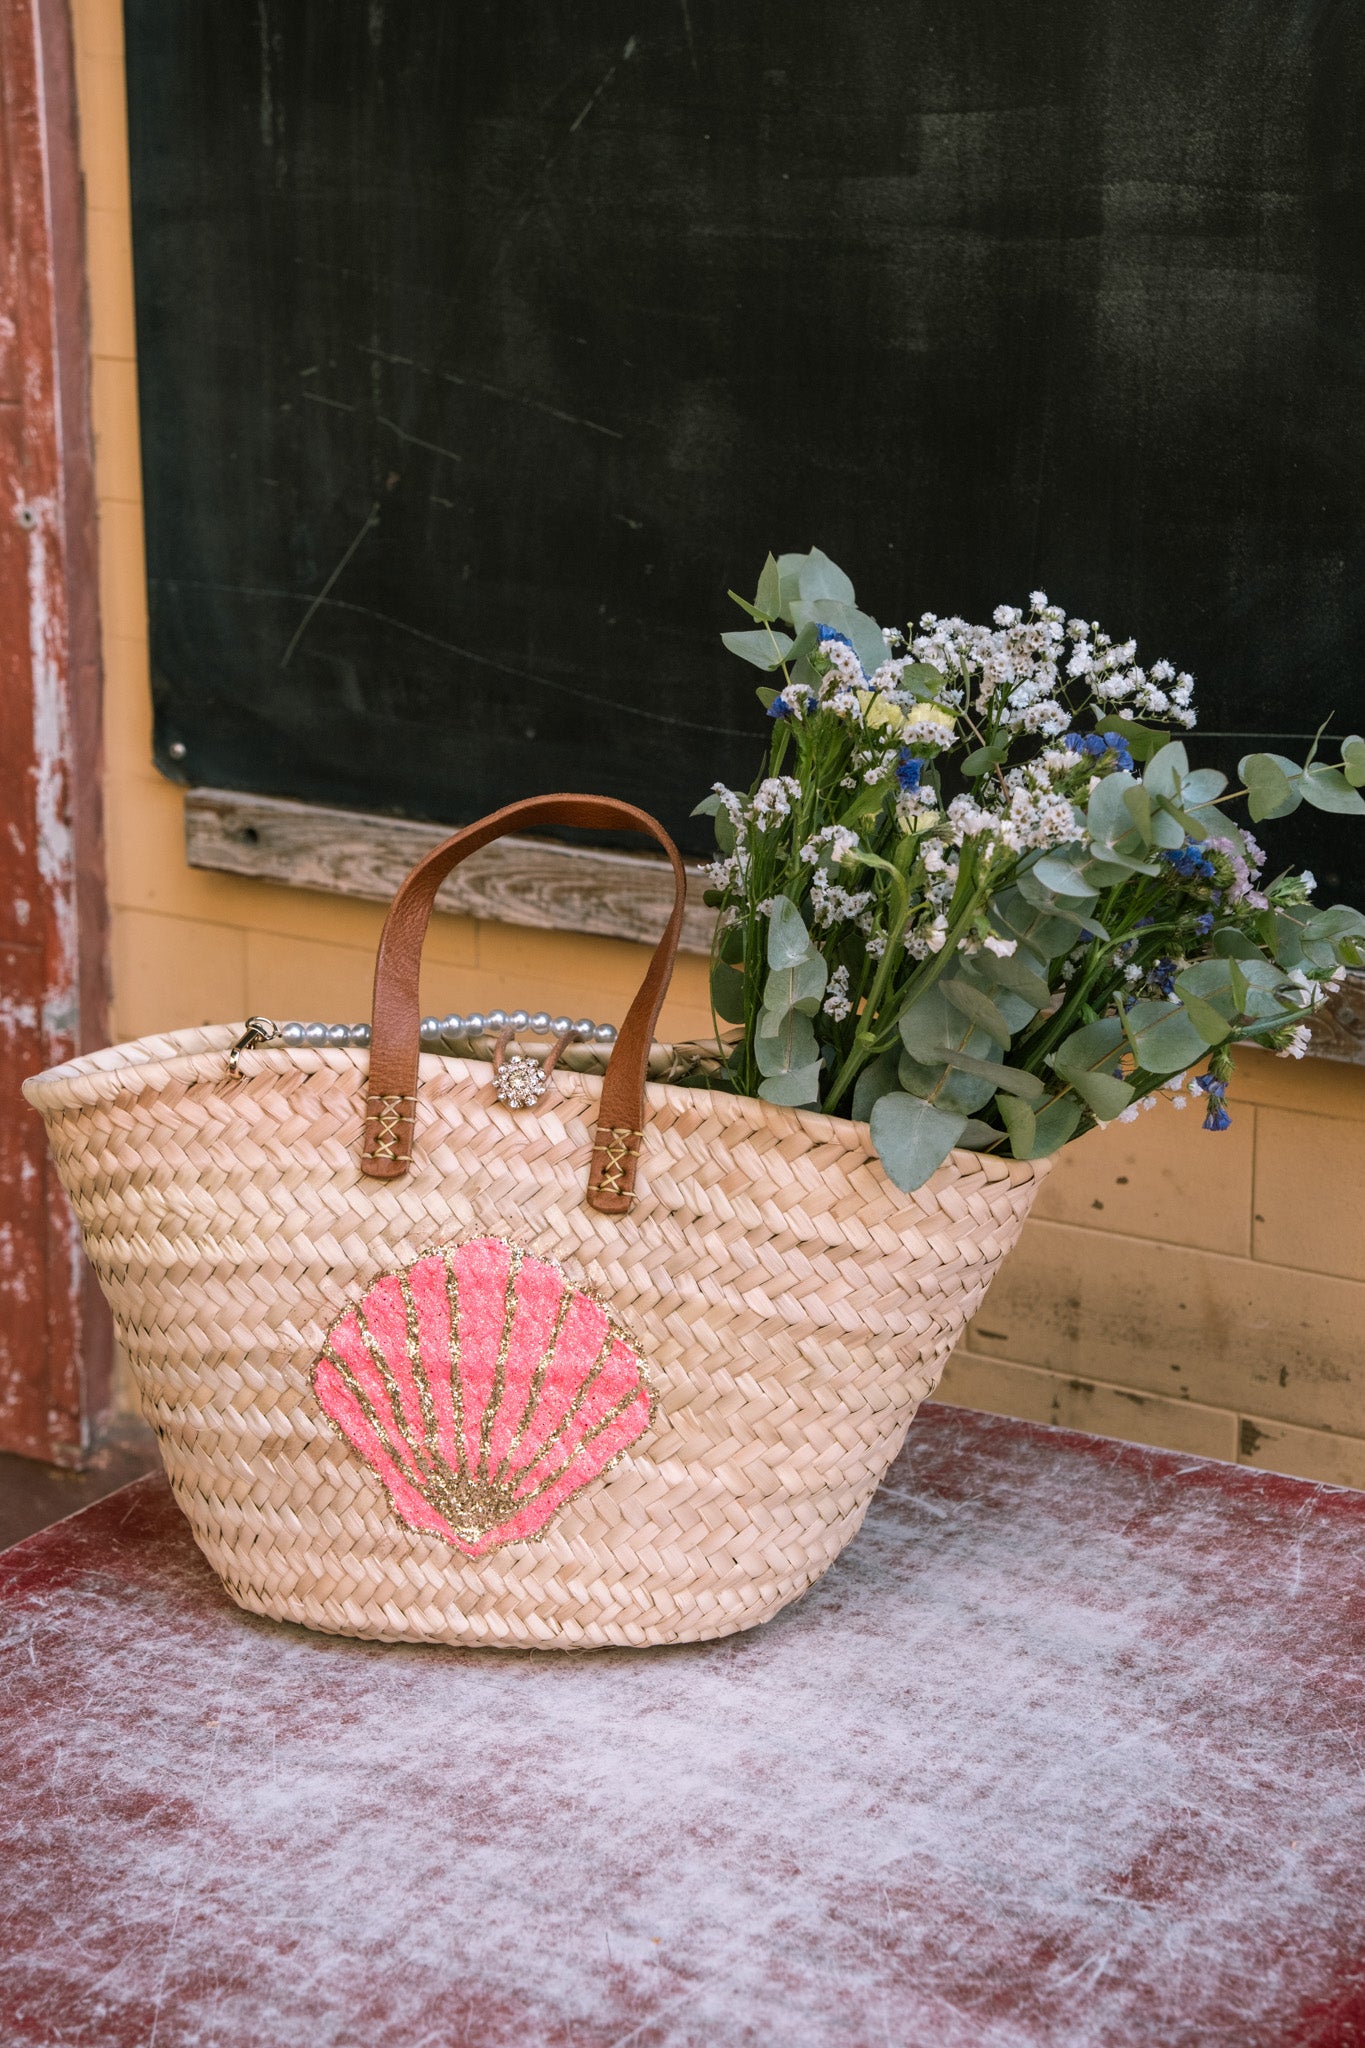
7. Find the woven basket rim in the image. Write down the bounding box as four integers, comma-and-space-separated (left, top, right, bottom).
23, 1019, 1046, 1190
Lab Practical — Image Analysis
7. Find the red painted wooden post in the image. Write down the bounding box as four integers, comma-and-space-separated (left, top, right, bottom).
0, 0, 111, 1461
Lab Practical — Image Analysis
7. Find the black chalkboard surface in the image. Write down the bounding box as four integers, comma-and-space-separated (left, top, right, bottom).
128, 0, 1365, 883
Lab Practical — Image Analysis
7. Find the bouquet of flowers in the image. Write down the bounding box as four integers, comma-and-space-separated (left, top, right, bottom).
697, 548, 1365, 1191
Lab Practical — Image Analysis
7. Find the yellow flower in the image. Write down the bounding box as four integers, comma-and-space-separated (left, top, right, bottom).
905, 703, 957, 735
898, 805, 942, 836
855, 691, 905, 732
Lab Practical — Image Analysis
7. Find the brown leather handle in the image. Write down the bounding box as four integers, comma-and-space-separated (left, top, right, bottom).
360, 795, 688, 1214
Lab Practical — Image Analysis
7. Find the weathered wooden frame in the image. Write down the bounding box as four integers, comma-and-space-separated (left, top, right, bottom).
184, 786, 718, 956
0, 0, 113, 1460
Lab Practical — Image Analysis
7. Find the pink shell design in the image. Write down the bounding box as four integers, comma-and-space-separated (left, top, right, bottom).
312, 1237, 654, 1557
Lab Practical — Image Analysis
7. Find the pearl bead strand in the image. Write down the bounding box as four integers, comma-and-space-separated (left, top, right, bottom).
274, 1014, 618, 1051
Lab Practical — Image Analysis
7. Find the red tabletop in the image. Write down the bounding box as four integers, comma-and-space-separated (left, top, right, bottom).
2, 1403, 1363, 2048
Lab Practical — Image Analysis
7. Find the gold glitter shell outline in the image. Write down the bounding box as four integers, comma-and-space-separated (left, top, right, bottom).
308, 1231, 660, 1557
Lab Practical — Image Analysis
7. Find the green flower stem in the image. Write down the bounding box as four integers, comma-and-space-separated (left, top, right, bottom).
822, 869, 988, 1115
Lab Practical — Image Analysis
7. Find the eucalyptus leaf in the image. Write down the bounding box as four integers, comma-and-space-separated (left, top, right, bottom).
897, 983, 962, 1064
1123, 998, 1216, 1070
762, 952, 828, 1019
898, 1049, 996, 1115
754, 1006, 818, 1078
869, 1092, 968, 1192
767, 895, 814, 971
1146, 801, 1188, 849
941, 976, 1013, 1047
1212, 928, 1263, 960
899, 662, 946, 701
1178, 991, 1235, 1045
1343, 737, 1365, 788
719, 920, 745, 963
1308, 903, 1365, 941
1052, 1016, 1133, 1119
1239, 752, 1302, 822
1088, 771, 1141, 848
1181, 768, 1228, 804
691, 793, 724, 818
1053, 1015, 1127, 1073
720, 627, 795, 671
1143, 741, 1190, 799
758, 1063, 824, 1107
955, 1118, 1004, 1150
1096, 715, 1171, 762
710, 958, 747, 1024
942, 1050, 1045, 1099
754, 552, 783, 621
1032, 850, 1095, 897
1029, 1096, 1085, 1155
852, 1050, 900, 1124
796, 548, 856, 606
1122, 784, 1154, 845
788, 599, 887, 680
1063, 1065, 1135, 1119
1300, 764, 1365, 815
995, 1094, 1037, 1159
963, 740, 1011, 776
975, 946, 1051, 1008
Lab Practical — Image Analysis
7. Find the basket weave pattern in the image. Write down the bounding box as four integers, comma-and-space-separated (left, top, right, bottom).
26, 1025, 1047, 1648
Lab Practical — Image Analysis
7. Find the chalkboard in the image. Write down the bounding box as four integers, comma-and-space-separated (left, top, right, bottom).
127, 0, 1365, 883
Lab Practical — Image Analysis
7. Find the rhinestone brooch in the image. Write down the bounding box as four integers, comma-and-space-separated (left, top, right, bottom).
492, 1050, 550, 1110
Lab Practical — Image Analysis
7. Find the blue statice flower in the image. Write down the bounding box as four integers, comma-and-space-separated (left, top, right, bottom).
1149, 957, 1177, 997
766, 696, 790, 721
1063, 731, 1135, 772
1163, 842, 1216, 882
816, 625, 854, 649
1194, 1074, 1231, 1131
1193, 912, 1215, 936
896, 751, 923, 793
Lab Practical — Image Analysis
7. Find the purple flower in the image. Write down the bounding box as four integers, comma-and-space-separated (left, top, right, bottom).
1193, 912, 1215, 936
1062, 731, 1134, 772
1164, 843, 1216, 882
1149, 957, 1177, 997
896, 751, 923, 792
1194, 1074, 1231, 1131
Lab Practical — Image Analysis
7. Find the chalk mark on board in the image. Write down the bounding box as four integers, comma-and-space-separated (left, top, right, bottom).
376, 415, 463, 464
359, 343, 623, 441
179, 578, 758, 736
679, 1, 699, 78
300, 390, 356, 414
279, 503, 380, 669
569, 38, 637, 135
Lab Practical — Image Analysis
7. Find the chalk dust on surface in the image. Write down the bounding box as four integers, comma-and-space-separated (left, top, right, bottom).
1, 1404, 1363, 2048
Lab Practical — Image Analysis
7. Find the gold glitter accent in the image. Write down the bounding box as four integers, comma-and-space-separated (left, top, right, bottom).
487, 1285, 575, 1489
479, 1248, 523, 1473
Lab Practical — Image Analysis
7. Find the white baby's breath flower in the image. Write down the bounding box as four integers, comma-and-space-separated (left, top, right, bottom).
822, 965, 853, 1021
800, 823, 859, 867
1277, 1023, 1313, 1059
751, 775, 801, 825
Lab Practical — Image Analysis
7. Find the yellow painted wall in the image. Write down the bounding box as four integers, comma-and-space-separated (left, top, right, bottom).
71, 0, 1365, 1486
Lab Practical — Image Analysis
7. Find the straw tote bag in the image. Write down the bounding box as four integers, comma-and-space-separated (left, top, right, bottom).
25, 794, 1047, 1648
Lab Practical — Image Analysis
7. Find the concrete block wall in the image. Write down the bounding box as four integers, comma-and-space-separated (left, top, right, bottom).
71, 0, 1365, 1485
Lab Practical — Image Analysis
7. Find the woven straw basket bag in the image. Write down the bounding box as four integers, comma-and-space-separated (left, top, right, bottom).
25, 796, 1047, 1648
